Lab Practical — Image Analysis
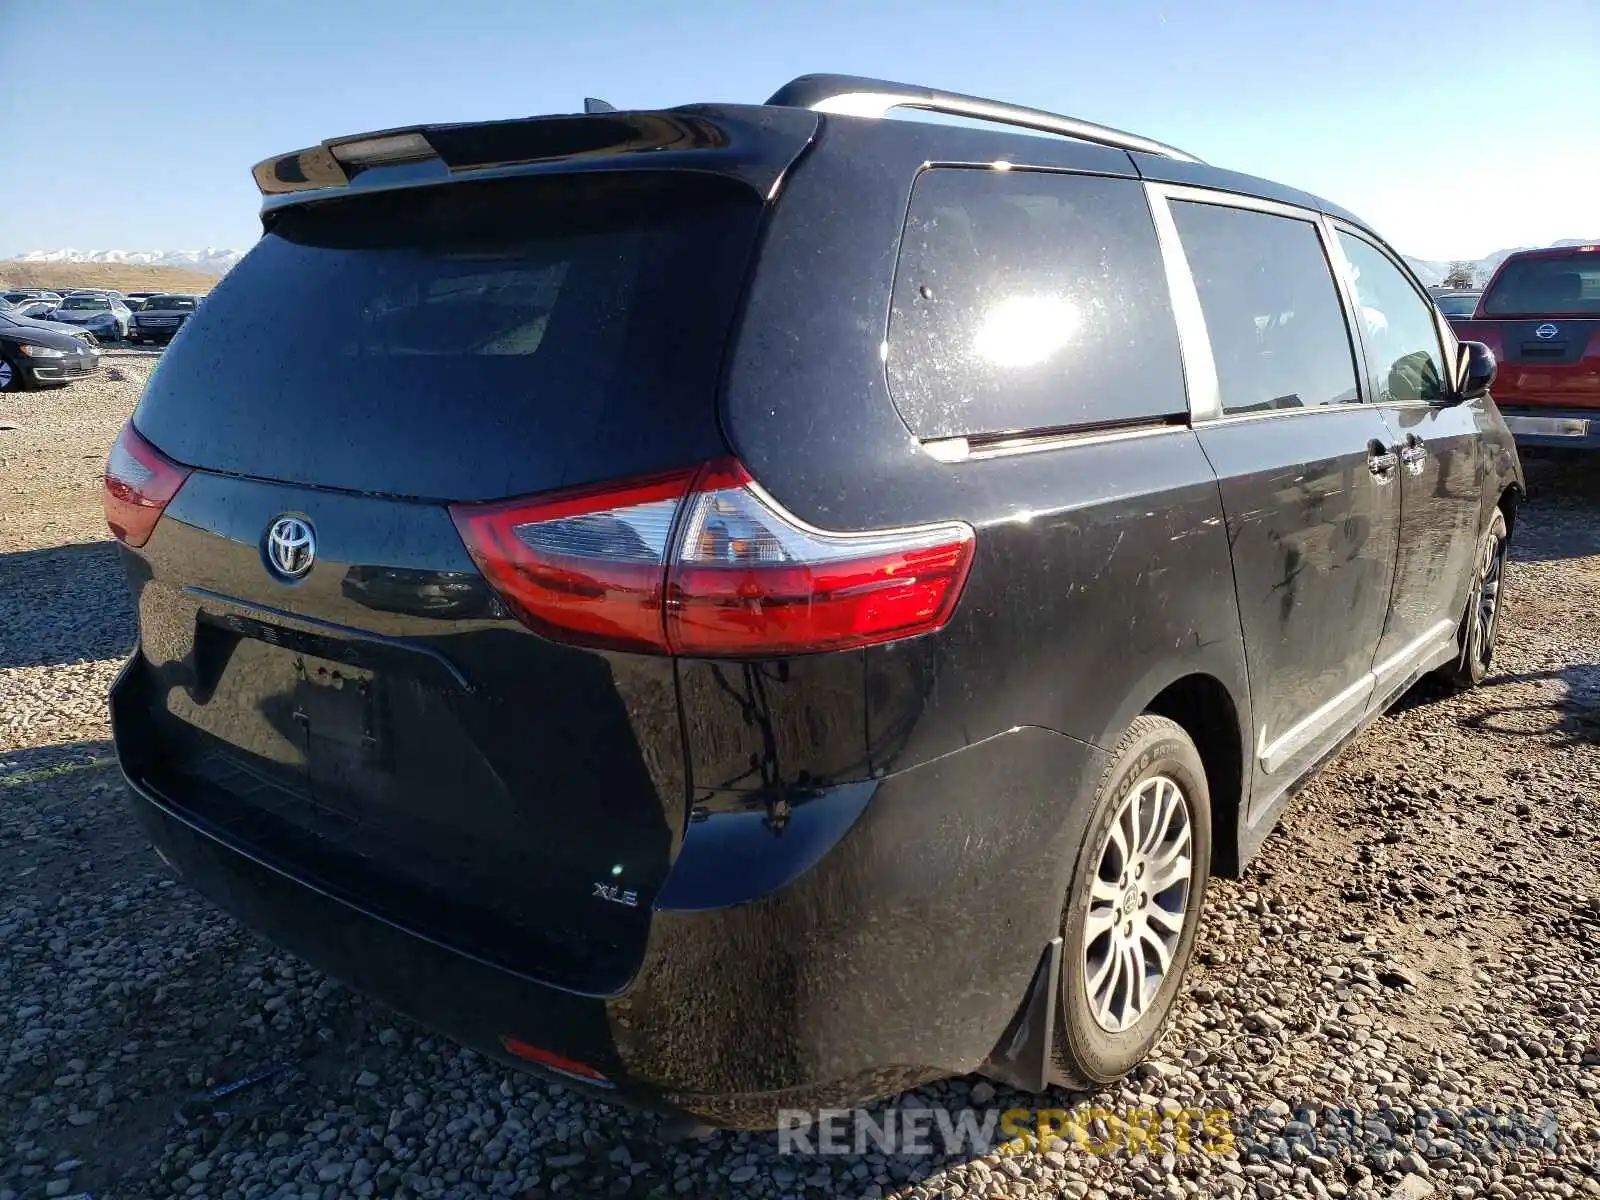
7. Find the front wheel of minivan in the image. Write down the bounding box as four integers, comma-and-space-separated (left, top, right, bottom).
1053, 715, 1211, 1085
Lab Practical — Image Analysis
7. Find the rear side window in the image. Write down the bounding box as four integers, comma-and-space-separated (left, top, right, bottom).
134, 172, 762, 501
1170, 201, 1360, 414
1482, 251, 1600, 316
887, 169, 1184, 440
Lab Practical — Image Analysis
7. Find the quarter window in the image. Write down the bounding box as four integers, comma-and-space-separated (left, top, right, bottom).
887, 169, 1185, 439
1337, 233, 1446, 405
1169, 200, 1360, 415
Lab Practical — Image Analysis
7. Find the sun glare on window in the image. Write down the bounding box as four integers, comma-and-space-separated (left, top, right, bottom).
972, 295, 1081, 368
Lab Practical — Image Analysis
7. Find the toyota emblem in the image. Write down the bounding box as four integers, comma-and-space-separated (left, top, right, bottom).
1535, 323, 1560, 340
265, 515, 316, 580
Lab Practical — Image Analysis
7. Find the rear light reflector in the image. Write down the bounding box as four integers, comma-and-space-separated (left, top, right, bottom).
449, 459, 975, 657
104, 423, 192, 548
499, 1035, 612, 1086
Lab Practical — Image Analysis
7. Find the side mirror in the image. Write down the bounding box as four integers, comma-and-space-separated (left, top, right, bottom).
1453, 340, 1496, 403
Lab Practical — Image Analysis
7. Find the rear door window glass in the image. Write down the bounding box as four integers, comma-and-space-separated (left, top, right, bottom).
1337, 232, 1447, 405
1170, 200, 1361, 414
887, 169, 1184, 439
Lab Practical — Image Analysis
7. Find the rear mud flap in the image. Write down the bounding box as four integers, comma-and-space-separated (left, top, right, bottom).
978, 936, 1064, 1094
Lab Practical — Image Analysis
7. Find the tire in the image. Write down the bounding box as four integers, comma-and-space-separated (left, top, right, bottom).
0, 351, 31, 392
1439, 508, 1509, 690
1053, 714, 1212, 1085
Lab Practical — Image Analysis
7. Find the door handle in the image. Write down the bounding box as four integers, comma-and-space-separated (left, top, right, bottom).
1367, 439, 1399, 476
1398, 435, 1427, 465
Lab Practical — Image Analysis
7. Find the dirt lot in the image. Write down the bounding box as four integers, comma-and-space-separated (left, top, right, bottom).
3, 361, 1599, 1199
0, 264, 216, 296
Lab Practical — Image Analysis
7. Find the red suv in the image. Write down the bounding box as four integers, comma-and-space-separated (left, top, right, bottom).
1455, 245, 1600, 448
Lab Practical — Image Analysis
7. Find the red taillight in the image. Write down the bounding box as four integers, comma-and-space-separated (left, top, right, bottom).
449, 459, 975, 657
104, 423, 192, 548
450, 469, 693, 653
499, 1035, 612, 1086
665, 462, 975, 655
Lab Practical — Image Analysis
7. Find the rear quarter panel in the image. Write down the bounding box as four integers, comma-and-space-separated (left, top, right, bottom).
719, 116, 1253, 910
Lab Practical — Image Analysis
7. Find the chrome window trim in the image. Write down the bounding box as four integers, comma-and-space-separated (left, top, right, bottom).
1371, 400, 1440, 413
922, 421, 1186, 464
1200, 402, 1368, 429
1148, 182, 1323, 223
1144, 183, 1220, 421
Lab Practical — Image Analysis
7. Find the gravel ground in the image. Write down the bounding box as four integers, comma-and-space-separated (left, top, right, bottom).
0, 350, 163, 555
3, 362, 1599, 1200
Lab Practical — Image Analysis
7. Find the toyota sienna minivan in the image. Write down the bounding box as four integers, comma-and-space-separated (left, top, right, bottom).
107, 74, 1523, 1128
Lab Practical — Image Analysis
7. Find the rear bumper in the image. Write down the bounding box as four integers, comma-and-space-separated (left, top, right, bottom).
1499, 406, 1600, 449
111, 652, 1106, 1126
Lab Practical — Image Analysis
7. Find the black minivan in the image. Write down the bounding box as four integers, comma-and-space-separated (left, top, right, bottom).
107, 75, 1522, 1127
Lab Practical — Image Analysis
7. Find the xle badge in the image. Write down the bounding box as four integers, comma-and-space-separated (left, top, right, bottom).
592, 882, 639, 908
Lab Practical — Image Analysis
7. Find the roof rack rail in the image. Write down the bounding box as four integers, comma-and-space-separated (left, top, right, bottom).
766, 73, 1203, 164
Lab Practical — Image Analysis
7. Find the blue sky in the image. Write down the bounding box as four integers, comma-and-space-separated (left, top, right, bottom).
1, 0, 1595, 261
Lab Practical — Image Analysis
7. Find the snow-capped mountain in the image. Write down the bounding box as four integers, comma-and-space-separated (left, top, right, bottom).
14, 248, 244, 275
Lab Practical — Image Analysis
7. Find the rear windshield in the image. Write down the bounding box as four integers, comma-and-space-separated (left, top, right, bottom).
135, 171, 762, 500
1482, 253, 1600, 316
1434, 293, 1479, 317
60, 296, 109, 310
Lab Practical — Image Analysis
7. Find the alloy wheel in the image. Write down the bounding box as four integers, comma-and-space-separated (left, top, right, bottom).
1470, 528, 1505, 670
1083, 773, 1194, 1033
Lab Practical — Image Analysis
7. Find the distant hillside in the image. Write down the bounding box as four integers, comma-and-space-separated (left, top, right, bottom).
1405, 238, 1599, 288
16, 248, 243, 275
0, 262, 219, 295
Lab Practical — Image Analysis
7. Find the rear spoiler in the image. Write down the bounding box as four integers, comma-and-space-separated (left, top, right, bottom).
251, 106, 820, 209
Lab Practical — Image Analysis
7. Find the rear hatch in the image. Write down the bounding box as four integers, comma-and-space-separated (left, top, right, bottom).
1458, 249, 1600, 412
115, 164, 771, 994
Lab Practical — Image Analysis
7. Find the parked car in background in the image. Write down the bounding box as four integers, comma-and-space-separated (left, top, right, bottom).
12, 299, 63, 320
49, 293, 132, 341
125, 291, 157, 307
1433, 290, 1481, 323
128, 293, 201, 345
107, 73, 1522, 1127
124, 297, 147, 312
0, 296, 104, 345
0, 307, 103, 390
1453, 245, 1600, 449
3, 289, 63, 305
